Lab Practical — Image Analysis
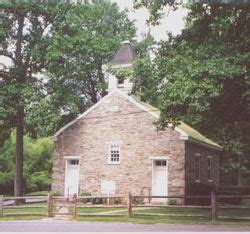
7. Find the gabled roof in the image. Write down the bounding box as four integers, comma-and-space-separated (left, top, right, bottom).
110, 40, 135, 65
136, 100, 222, 150
53, 89, 222, 151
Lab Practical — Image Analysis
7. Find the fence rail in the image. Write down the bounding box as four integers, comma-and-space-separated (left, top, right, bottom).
0, 191, 250, 221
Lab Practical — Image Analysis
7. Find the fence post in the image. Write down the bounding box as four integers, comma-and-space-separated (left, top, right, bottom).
47, 193, 52, 217
0, 195, 3, 217
211, 189, 217, 221
127, 192, 132, 218
73, 194, 77, 219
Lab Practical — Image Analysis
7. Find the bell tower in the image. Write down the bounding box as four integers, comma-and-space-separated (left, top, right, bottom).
105, 40, 135, 94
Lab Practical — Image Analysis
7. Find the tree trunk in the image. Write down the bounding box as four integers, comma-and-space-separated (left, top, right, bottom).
14, 106, 24, 198
14, 12, 25, 201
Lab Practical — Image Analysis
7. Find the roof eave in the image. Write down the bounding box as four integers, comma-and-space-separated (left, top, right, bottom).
187, 137, 223, 151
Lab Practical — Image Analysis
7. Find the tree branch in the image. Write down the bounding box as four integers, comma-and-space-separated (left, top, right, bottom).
0, 50, 16, 63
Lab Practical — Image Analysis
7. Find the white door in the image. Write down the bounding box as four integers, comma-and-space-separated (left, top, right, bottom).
64, 159, 80, 196
152, 160, 168, 201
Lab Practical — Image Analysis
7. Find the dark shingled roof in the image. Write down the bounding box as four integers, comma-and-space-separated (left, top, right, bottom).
110, 40, 136, 65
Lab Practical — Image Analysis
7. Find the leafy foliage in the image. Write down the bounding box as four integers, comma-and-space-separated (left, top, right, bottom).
0, 130, 53, 194
0, 1, 67, 196
0, 1, 136, 194
132, 3, 250, 184
45, 1, 136, 118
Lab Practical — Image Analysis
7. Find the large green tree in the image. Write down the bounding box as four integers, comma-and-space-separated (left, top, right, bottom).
0, 1, 66, 197
0, 1, 136, 196
132, 3, 250, 185
45, 0, 136, 124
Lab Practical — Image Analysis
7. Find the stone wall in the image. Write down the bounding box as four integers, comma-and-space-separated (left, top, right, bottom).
52, 91, 186, 199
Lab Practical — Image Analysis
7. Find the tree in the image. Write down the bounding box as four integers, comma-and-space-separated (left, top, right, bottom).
45, 0, 136, 123
0, 130, 53, 194
132, 3, 250, 185
0, 1, 65, 197
0, 1, 136, 197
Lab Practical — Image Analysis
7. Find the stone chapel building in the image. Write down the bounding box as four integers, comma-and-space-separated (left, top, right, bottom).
51, 41, 222, 202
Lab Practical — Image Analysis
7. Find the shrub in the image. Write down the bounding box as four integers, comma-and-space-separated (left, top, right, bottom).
26, 171, 52, 192
0, 130, 53, 194
168, 199, 177, 205
80, 191, 92, 203
132, 197, 144, 205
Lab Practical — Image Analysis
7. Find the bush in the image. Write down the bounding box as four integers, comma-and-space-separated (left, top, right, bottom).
26, 171, 52, 192
79, 191, 92, 203
92, 197, 104, 204
132, 197, 144, 205
114, 197, 122, 204
168, 199, 177, 205
0, 130, 53, 194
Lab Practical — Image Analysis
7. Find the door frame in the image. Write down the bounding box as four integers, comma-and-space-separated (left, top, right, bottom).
64, 156, 80, 196
151, 156, 169, 197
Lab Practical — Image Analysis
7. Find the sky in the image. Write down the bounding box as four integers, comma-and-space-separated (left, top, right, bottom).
0, 1, 189, 67
111, 0, 189, 41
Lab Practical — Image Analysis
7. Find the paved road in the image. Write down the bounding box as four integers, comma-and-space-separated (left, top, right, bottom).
0, 220, 250, 232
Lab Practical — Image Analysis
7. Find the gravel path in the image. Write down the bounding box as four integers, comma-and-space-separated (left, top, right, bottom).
0, 220, 250, 232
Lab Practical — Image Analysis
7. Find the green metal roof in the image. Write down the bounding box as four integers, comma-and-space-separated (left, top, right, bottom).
136, 98, 222, 150
178, 121, 222, 150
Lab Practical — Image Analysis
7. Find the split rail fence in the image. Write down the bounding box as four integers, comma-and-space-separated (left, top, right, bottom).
1, 191, 250, 221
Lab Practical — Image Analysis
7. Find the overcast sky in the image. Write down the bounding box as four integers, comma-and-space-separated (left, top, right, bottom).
0, 1, 189, 67
111, 0, 189, 41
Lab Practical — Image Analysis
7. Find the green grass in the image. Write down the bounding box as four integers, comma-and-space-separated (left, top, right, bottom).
133, 207, 209, 216
3, 206, 46, 214
25, 191, 49, 196
0, 216, 44, 221
25, 191, 59, 196
77, 207, 126, 214
1, 202, 49, 220
1, 204, 250, 227
75, 215, 250, 226
132, 207, 250, 218
218, 209, 250, 217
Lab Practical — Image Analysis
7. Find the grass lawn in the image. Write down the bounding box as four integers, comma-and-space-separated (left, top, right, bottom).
75, 206, 250, 218
132, 207, 250, 218
3, 206, 46, 215
1, 204, 250, 227
0, 216, 44, 221
76, 207, 126, 214
1, 201, 52, 219
75, 215, 250, 226
133, 207, 209, 216
0, 204, 46, 220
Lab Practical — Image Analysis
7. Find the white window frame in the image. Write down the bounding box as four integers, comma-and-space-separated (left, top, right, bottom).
108, 143, 121, 164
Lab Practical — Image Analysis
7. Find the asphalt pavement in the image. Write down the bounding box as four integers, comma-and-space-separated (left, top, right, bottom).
0, 220, 250, 232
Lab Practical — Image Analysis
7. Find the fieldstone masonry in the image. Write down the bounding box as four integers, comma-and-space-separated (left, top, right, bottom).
52, 92, 186, 199
52, 91, 220, 204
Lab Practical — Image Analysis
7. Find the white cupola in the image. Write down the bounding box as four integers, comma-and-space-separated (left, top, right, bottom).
104, 40, 135, 94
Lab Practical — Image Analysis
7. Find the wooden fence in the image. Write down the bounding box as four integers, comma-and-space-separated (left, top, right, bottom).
1, 191, 250, 221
